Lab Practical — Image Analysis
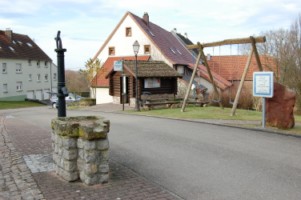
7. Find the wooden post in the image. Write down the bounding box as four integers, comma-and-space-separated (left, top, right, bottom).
199, 46, 224, 108
181, 43, 202, 112
187, 36, 266, 49
250, 36, 263, 71
230, 48, 254, 116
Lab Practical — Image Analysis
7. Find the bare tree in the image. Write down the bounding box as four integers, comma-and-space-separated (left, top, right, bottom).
81, 58, 102, 98
258, 14, 301, 112
65, 70, 89, 95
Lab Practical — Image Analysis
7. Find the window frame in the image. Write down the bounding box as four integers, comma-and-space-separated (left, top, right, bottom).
125, 27, 132, 37
144, 78, 161, 88
37, 74, 41, 82
108, 47, 115, 56
3, 83, 8, 93
16, 81, 22, 91
2, 63, 7, 74
16, 63, 22, 74
144, 45, 151, 54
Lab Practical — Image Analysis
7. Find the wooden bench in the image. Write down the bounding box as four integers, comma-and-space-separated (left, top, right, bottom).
141, 97, 209, 110
142, 99, 181, 110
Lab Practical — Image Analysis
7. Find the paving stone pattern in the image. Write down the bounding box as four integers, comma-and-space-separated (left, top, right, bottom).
34, 160, 181, 200
23, 154, 55, 173
0, 115, 45, 200
1, 112, 182, 200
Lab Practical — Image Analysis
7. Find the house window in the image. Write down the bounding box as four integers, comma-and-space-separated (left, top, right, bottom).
37, 61, 40, 68
177, 66, 184, 75
45, 61, 48, 68
45, 74, 49, 82
29, 74, 32, 81
16, 63, 22, 73
16, 82, 22, 91
144, 45, 151, 54
144, 78, 161, 88
109, 47, 115, 56
125, 27, 132, 37
37, 74, 41, 82
53, 73, 57, 80
3, 84, 8, 93
28, 60, 32, 66
2, 63, 7, 74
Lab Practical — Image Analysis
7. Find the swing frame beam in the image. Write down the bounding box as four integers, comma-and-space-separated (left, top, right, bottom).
181, 36, 266, 113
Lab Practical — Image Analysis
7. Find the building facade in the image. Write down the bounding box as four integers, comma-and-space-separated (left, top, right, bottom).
91, 12, 231, 104
0, 29, 57, 101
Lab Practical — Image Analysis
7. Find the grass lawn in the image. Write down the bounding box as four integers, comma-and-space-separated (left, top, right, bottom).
0, 101, 45, 110
131, 106, 262, 121
127, 105, 301, 135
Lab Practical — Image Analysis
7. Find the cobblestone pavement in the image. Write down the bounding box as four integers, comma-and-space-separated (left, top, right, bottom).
0, 111, 182, 200
0, 115, 45, 200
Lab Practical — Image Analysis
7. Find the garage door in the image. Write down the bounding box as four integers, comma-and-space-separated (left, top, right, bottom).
35, 90, 43, 100
44, 89, 50, 100
26, 90, 35, 99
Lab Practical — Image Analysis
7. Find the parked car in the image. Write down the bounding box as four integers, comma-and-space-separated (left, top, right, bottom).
50, 93, 81, 108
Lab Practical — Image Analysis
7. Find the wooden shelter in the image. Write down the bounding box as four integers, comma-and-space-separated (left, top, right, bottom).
106, 60, 181, 104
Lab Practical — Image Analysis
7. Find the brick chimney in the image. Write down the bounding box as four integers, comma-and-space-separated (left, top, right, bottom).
5, 28, 13, 42
143, 12, 149, 26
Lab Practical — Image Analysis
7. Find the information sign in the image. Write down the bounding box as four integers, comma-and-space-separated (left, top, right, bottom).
253, 72, 274, 98
114, 60, 123, 71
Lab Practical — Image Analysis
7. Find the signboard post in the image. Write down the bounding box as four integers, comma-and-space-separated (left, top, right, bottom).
253, 72, 274, 128
122, 74, 127, 111
114, 60, 125, 110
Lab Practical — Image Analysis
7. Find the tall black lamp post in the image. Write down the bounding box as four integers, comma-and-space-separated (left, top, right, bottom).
133, 40, 140, 111
55, 31, 68, 117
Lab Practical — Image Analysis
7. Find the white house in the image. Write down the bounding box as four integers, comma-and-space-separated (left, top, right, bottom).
0, 29, 57, 101
91, 12, 231, 104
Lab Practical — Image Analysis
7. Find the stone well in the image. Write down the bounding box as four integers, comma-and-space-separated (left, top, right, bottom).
51, 116, 110, 185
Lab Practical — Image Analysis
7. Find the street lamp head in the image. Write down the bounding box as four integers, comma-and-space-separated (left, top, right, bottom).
133, 40, 140, 55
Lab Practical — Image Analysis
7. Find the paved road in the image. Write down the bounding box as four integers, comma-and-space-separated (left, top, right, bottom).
3, 106, 301, 200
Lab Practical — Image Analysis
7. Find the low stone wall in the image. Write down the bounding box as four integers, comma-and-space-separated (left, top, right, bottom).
51, 116, 110, 185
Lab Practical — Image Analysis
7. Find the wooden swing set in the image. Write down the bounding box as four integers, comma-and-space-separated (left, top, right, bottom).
181, 36, 266, 116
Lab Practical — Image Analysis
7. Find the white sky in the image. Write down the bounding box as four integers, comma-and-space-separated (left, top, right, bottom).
1, 0, 300, 70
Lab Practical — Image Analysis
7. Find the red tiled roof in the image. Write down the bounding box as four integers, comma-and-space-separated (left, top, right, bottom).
91, 56, 150, 87
0, 30, 51, 61
187, 63, 232, 91
207, 55, 278, 81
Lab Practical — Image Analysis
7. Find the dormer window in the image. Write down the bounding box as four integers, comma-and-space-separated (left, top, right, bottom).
109, 47, 115, 56
148, 29, 155, 37
170, 47, 176, 54
27, 42, 33, 47
125, 27, 132, 37
9, 46, 15, 52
